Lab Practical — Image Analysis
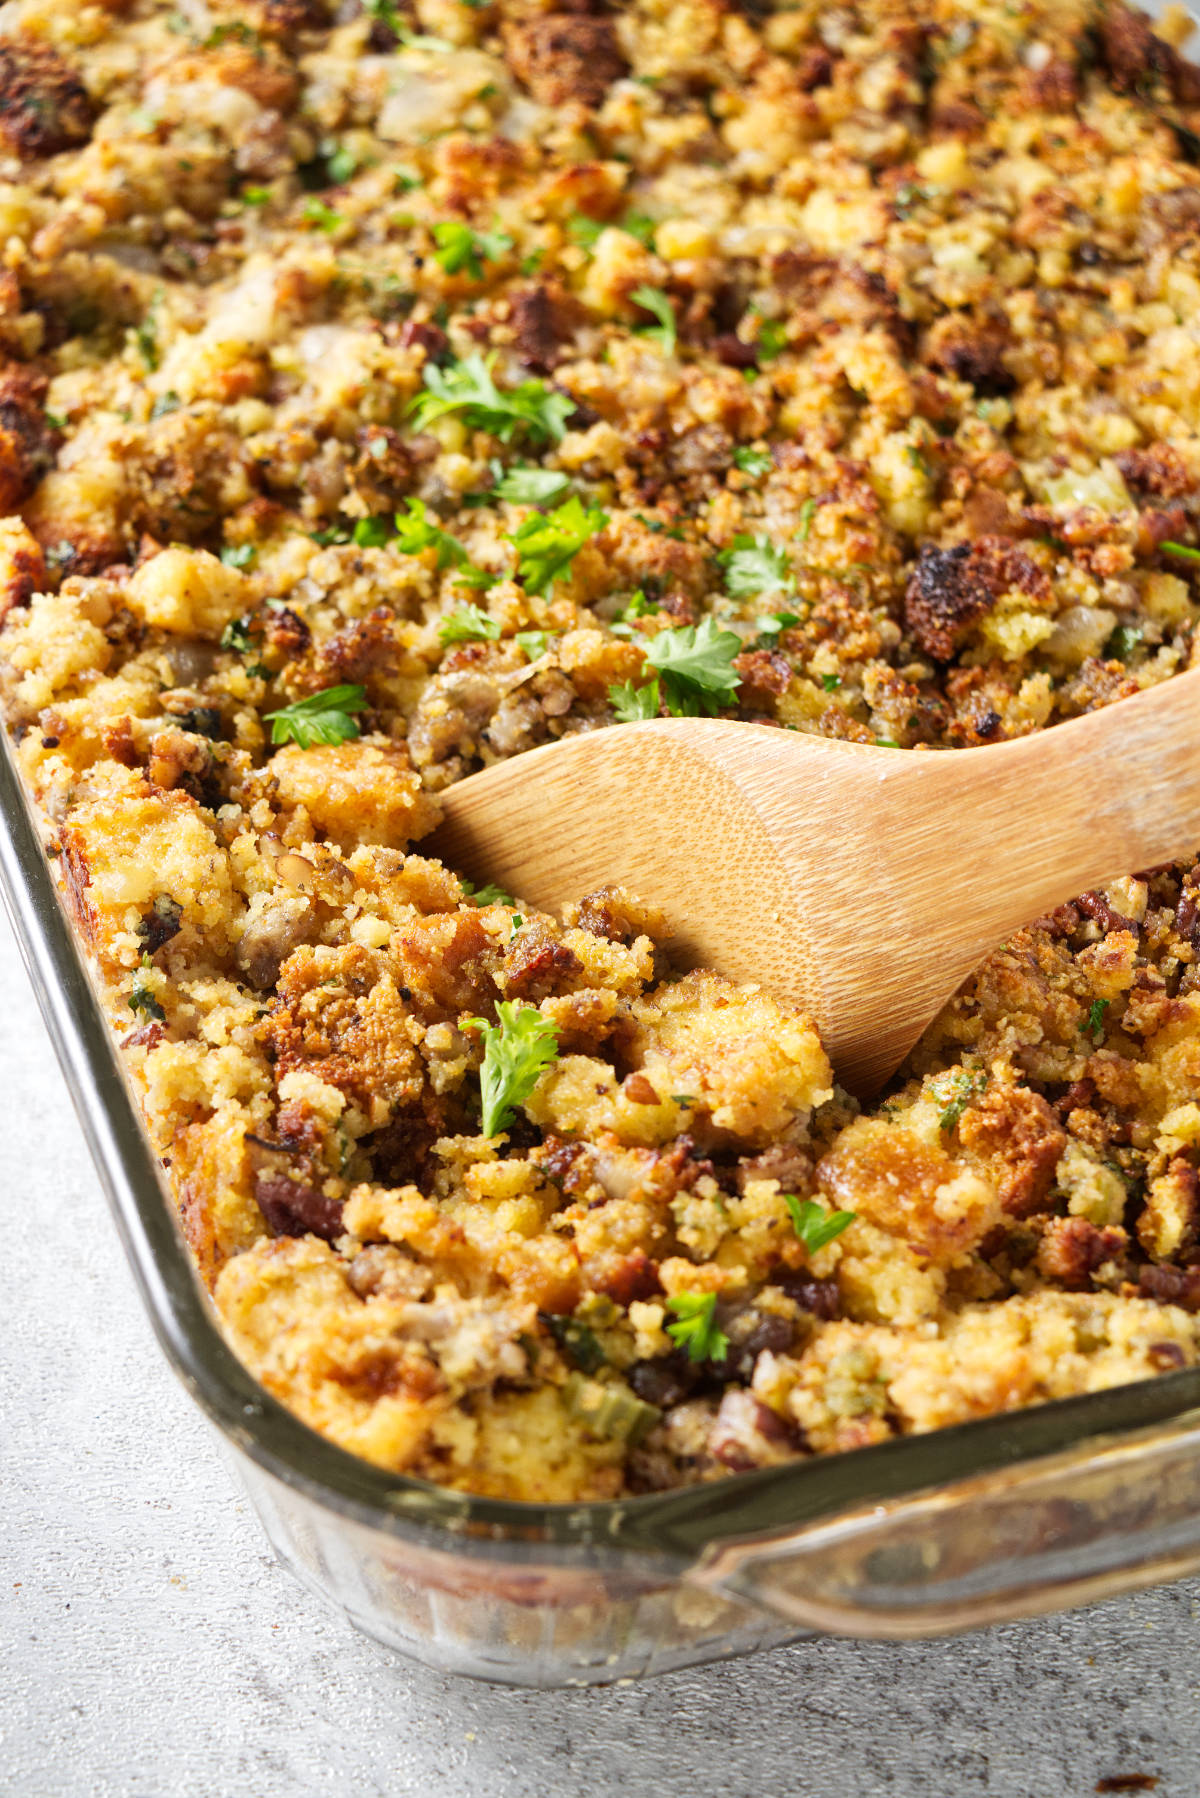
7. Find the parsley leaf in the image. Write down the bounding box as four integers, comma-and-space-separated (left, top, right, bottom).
756, 318, 788, 360
393, 496, 490, 585
540, 1312, 606, 1375
936, 1068, 989, 1133
219, 616, 268, 679
609, 676, 660, 722
492, 465, 571, 506
1162, 540, 1200, 562
409, 352, 574, 444
733, 446, 772, 478
755, 610, 801, 646
353, 516, 393, 548
630, 284, 676, 356
508, 494, 607, 595
515, 629, 553, 661
134, 290, 163, 371
219, 543, 256, 569
303, 196, 345, 234
783, 1195, 856, 1254
468, 1001, 560, 1136
461, 878, 516, 906
820, 672, 842, 692
241, 184, 271, 206
567, 209, 657, 251
719, 534, 793, 598
644, 617, 742, 715
1083, 997, 1111, 1038
665, 1292, 729, 1364
567, 213, 605, 250
129, 965, 165, 1023
797, 498, 817, 541
438, 603, 500, 644
432, 219, 513, 279
265, 683, 367, 748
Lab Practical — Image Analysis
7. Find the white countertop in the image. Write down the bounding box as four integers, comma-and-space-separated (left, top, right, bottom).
3, 904, 1199, 1798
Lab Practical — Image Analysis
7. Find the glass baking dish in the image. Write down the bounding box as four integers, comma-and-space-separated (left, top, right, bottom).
6, 718, 1200, 1690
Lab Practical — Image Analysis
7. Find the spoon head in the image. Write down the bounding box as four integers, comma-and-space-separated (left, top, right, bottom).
424, 719, 936, 1095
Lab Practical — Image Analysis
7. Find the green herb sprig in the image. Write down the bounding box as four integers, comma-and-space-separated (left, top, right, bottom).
409, 352, 574, 444
630, 284, 677, 356
508, 495, 607, 596
783, 1195, 856, 1254
468, 1001, 560, 1136
264, 683, 367, 748
665, 1292, 729, 1364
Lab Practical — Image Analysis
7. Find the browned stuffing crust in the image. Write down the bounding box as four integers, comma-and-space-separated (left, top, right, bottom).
0, 0, 1199, 1499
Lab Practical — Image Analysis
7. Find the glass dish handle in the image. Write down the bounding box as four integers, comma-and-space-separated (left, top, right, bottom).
689, 1411, 1200, 1637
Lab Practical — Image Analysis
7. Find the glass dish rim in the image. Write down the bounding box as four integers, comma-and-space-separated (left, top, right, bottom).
5, 721, 1200, 1575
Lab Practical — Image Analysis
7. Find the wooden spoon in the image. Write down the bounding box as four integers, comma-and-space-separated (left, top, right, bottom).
425, 667, 1200, 1095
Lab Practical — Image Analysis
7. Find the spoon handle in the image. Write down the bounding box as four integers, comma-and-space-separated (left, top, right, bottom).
810, 665, 1200, 1087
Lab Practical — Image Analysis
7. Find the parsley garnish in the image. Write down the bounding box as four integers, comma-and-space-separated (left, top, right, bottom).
665, 1292, 729, 1364
719, 534, 793, 597
264, 683, 367, 748
324, 141, 357, 185
936, 1069, 989, 1133
733, 446, 772, 478
364, 0, 452, 47
303, 196, 345, 234
468, 1001, 560, 1136
821, 672, 842, 692
508, 495, 607, 595
219, 543, 256, 569
461, 878, 516, 906
438, 604, 500, 644
220, 616, 268, 678
1162, 541, 1200, 562
541, 1312, 606, 1374
241, 184, 271, 206
134, 291, 163, 371
515, 629, 552, 660
621, 210, 657, 246
567, 213, 605, 250
567, 209, 657, 250
409, 352, 574, 444
798, 498, 817, 541
630, 284, 677, 356
432, 220, 513, 278
203, 20, 260, 47
492, 465, 571, 505
44, 410, 67, 431
353, 517, 393, 548
149, 391, 181, 420
644, 617, 742, 715
755, 319, 788, 360
783, 1195, 856, 1253
609, 677, 661, 721
1083, 997, 1111, 1037
394, 497, 490, 584
129, 964, 165, 1023
755, 610, 801, 646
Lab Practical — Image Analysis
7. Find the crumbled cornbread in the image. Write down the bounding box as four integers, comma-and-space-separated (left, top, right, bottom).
2, 0, 1199, 1499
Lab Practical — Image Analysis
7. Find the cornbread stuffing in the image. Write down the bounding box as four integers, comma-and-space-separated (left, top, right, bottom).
2, 0, 1200, 1500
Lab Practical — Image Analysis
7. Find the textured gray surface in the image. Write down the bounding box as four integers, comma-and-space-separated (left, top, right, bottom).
3, 904, 1200, 1798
